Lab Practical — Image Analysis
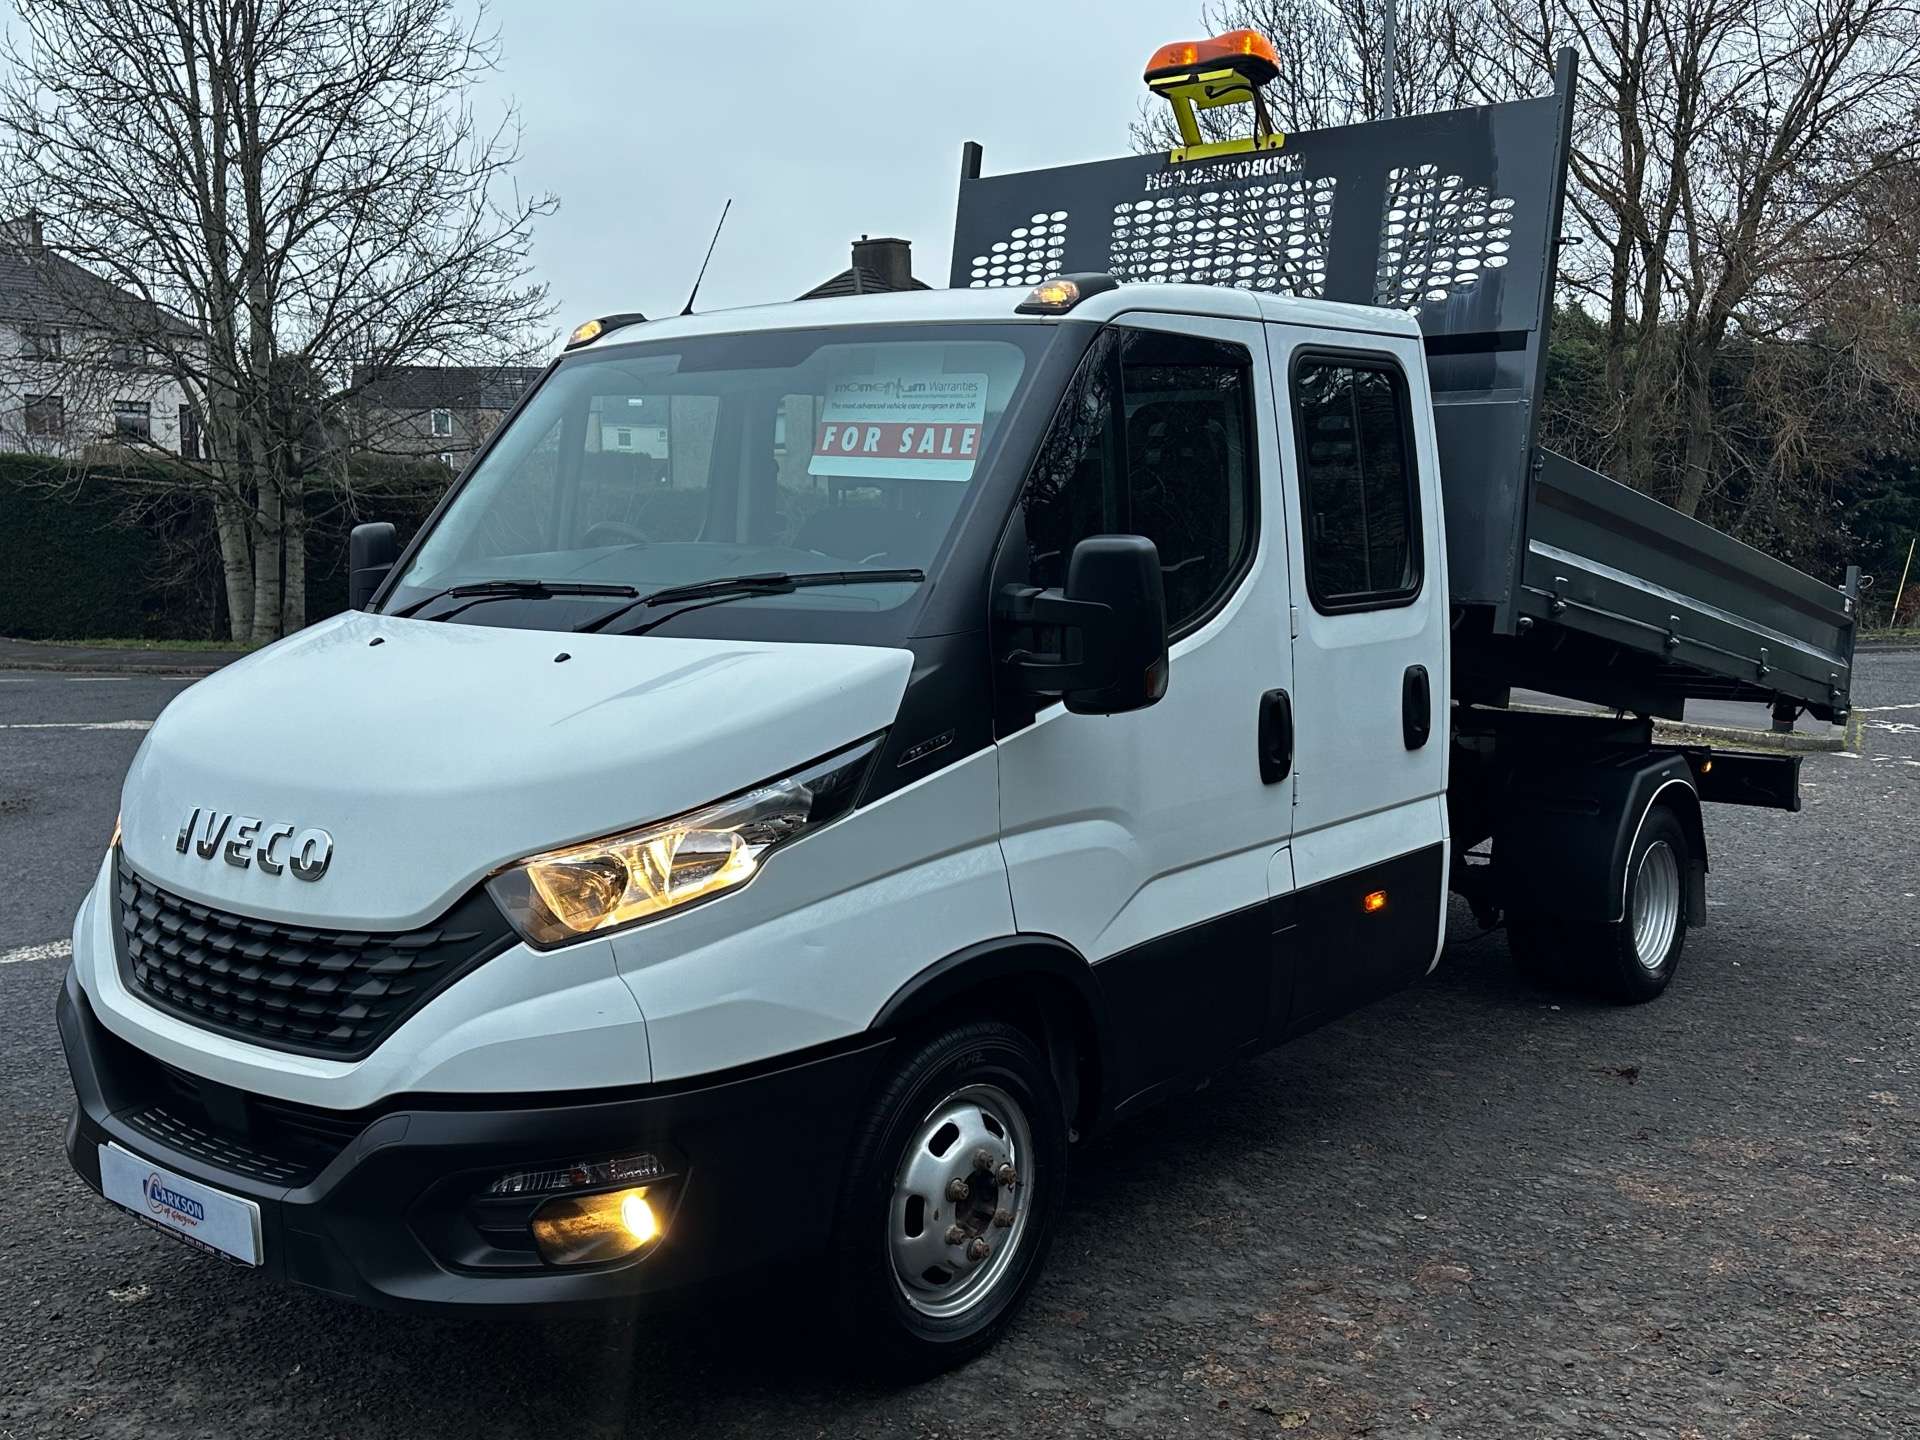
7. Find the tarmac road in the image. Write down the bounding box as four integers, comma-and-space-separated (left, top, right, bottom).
1, 656, 1915, 1438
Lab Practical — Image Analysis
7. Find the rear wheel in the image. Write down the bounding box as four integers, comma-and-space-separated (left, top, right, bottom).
1507, 804, 1691, 1002
828, 1018, 1067, 1374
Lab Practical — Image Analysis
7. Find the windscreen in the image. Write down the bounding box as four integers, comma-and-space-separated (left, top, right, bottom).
383, 323, 1044, 639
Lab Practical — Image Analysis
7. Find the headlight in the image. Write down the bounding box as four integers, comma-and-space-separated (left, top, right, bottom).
486, 738, 878, 947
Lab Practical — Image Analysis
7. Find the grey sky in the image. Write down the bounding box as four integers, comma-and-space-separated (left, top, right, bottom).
485, 0, 1197, 326
0, 0, 1206, 327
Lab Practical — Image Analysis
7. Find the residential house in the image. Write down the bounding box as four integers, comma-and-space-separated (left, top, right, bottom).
349, 364, 546, 468
0, 215, 202, 458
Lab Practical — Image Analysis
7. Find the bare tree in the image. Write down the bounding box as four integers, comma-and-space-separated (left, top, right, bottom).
1449, 0, 1920, 517
0, 0, 556, 641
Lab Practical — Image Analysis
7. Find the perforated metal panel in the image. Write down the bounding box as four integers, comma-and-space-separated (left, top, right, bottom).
952, 90, 1564, 341
1373, 164, 1516, 307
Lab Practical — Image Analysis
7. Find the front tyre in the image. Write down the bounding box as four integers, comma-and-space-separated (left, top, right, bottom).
829, 1019, 1067, 1374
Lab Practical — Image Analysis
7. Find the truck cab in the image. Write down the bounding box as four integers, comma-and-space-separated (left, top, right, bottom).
59, 50, 1853, 1372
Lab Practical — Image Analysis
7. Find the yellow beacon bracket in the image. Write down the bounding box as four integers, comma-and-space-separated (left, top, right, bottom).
1144, 29, 1286, 164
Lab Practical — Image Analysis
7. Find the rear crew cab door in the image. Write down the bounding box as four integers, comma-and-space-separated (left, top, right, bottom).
1266, 325, 1450, 1032
994, 312, 1297, 1111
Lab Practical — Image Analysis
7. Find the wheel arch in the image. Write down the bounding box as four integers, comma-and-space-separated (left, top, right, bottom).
1495, 753, 1708, 926
870, 936, 1110, 1139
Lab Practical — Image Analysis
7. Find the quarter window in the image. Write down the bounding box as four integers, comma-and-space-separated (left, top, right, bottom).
1022, 328, 1256, 637
1291, 355, 1421, 611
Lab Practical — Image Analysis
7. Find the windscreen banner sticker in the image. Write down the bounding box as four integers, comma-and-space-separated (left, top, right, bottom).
808, 372, 988, 481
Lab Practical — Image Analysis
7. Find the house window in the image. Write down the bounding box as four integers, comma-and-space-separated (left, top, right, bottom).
21, 328, 61, 360
430, 408, 453, 437
178, 404, 202, 461
1290, 353, 1423, 613
25, 394, 64, 436
110, 338, 146, 366
438, 451, 456, 468
113, 399, 152, 442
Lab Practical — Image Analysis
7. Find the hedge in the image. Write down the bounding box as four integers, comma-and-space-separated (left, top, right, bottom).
0, 452, 450, 640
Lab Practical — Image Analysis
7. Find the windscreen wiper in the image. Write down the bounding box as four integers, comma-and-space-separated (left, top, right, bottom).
573, 569, 926, 635
393, 579, 639, 622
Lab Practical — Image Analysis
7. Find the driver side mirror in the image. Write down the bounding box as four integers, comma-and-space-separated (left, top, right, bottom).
1000, 534, 1170, 715
348, 522, 398, 611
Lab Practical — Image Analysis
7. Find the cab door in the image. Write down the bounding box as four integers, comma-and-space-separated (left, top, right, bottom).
994, 313, 1296, 1110
1265, 325, 1450, 1033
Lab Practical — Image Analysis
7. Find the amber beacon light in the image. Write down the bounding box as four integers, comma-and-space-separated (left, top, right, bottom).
1143, 28, 1284, 163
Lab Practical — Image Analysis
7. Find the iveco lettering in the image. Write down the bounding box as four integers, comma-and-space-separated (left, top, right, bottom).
57, 34, 1856, 1374
175, 808, 334, 880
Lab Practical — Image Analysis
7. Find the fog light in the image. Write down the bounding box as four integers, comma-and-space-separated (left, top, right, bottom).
530, 1185, 665, 1266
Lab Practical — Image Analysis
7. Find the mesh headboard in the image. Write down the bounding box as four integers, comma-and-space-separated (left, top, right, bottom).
951, 53, 1578, 625
952, 81, 1568, 341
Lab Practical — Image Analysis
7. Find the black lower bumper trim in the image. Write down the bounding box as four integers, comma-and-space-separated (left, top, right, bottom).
59, 967, 889, 1312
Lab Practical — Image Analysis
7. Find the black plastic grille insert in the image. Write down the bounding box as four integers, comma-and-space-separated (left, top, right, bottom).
114, 857, 514, 1060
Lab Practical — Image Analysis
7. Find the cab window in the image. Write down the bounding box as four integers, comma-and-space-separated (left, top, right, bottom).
1290, 353, 1422, 612
1021, 327, 1257, 637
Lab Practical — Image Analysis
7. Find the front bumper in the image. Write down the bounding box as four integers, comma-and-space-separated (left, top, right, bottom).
58, 967, 888, 1312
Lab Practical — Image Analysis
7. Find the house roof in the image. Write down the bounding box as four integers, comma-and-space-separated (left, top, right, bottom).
351, 364, 546, 412
797, 265, 933, 301
0, 239, 201, 341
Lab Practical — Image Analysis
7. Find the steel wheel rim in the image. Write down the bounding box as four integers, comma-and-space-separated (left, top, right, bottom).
1631, 840, 1680, 970
888, 1082, 1033, 1320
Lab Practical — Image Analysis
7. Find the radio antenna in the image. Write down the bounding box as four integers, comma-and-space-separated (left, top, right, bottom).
681, 199, 733, 316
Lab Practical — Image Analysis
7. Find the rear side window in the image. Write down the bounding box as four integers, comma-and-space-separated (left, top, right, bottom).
1023, 327, 1257, 637
1291, 355, 1421, 612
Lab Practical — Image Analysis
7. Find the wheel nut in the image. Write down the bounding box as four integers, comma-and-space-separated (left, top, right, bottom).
945, 1224, 969, 1246
966, 1237, 991, 1263
972, 1148, 995, 1174
992, 1208, 1014, 1229
996, 1162, 1018, 1188
945, 1177, 971, 1202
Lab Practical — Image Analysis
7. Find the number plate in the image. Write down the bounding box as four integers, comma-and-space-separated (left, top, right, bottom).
98, 1143, 263, 1266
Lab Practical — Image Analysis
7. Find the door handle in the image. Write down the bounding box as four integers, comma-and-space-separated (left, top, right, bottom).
1258, 688, 1293, 784
1403, 664, 1432, 749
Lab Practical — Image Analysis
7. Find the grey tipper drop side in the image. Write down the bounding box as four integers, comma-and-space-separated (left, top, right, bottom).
951, 49, 1856, 725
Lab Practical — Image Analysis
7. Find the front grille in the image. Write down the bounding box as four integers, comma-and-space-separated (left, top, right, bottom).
114, 857, 515, 1060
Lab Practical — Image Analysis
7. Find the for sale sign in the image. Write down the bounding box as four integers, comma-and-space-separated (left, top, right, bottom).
808, 371, 989, 482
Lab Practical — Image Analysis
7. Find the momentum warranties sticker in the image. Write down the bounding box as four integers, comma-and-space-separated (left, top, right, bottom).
98, 1143, 263, 1266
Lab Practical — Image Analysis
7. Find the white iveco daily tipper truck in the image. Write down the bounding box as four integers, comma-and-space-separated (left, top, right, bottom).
60, 42, 1856, 1371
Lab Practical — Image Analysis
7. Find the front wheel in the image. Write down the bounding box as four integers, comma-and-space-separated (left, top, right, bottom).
828, 1018, 1067, 1374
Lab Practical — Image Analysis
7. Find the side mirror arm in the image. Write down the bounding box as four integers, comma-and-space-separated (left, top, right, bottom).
996, 585, 1117, 694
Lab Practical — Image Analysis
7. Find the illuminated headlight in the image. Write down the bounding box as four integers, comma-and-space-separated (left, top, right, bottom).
486, 738, 878, 948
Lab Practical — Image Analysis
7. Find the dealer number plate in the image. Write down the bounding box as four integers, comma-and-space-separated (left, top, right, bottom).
98, 1143, 263, 1266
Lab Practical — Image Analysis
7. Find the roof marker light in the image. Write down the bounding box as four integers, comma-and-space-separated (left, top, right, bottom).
564, 312, 650, 351
1015, 273, 1120, 315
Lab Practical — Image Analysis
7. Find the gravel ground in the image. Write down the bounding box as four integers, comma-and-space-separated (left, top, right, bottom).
0, 657, 1915, 1439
